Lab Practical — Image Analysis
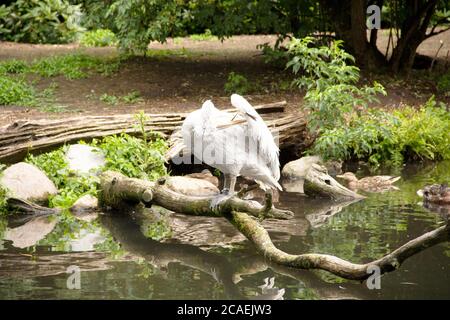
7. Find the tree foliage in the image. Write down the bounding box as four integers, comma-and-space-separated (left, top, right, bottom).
0, 0, 84, 44
1, 0, 449, 70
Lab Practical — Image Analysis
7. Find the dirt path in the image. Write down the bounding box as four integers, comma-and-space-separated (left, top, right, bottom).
0, 32, 449, 126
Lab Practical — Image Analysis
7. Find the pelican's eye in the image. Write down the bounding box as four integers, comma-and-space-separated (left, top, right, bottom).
325, 179, 331, 185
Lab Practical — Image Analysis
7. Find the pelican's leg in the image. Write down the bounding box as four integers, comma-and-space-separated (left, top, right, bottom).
222, 173, 230, 194
211, 173, 235, 211
229, 176, 237, 194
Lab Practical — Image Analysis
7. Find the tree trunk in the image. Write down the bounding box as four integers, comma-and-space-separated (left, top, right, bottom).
321, 0, 440, 73
321, 0, 387, 70
389, 0, 438, 73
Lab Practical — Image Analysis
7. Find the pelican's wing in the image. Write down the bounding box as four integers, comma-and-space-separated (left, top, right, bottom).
231, 94, 280, 180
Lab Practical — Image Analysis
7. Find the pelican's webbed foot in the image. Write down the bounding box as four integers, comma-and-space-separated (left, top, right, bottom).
210, 192, 233, 212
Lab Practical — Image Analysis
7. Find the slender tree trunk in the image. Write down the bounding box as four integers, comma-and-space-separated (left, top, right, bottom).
321, 0, 386, 70
389, 0, 438, 73
321, 0, 440, 73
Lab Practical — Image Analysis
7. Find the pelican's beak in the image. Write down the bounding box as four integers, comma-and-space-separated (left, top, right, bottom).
245, 112, 256, 121
216, 119, 247, 129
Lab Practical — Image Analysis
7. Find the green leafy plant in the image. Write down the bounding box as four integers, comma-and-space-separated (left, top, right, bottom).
189, 29, 218, 41
79, 29, 118, 47
93, 134, 167, 181
93, 112, 168, 181
25, 147, 97, 208
122, 90, 143, 103
0, 5, 10, 35
0, 0, 84, 44
224, 72, 255, 95
106, 0, 188, 54
0, 75, 37, 106
311, 98, 450, 168
100, 93, 119, 105
286, 37, 386, 132
25, 113, 167, 208
0, 59, 29, 74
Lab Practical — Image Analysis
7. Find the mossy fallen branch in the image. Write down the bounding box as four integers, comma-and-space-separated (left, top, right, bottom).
97, 170, 450, 281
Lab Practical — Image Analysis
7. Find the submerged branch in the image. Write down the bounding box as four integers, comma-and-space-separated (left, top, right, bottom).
228, 211, 449, 280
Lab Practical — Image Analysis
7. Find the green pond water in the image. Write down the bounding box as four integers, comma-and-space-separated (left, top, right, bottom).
0, 161, 449, 300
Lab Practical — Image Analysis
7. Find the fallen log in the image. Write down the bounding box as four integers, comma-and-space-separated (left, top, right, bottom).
98, 170, 450, 281
0, 101, 311, 163
98, 171, 293, 220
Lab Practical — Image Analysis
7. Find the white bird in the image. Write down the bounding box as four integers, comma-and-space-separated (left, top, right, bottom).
181, 94, 281, 194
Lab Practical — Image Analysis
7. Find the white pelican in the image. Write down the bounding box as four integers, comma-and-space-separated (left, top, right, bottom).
181, 94, 281, 194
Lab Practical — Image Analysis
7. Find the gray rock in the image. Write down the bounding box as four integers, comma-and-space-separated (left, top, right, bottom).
70, 194, 99, 222
281, 156, 321, 193
66, 144, 105, 175
282, 157, 363, 199
165, 176, 219, 196
0, 162, 58, 204
185, 169, 219, 187
281, 156, 321, 180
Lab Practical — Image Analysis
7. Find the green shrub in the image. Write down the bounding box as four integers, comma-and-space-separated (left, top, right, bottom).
79, 29, 118, 47
0, 5, 10, 35
93, 133, 167, 181
25, 147, 96, 208
0, 75, 37, 106
286, 37, 385, 132
311, 98, 450, 168
0, 0, 85, 44
224, 72, 254, 95
26, 127, 167, 208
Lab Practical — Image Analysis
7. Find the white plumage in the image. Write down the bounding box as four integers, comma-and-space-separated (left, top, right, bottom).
181, 94, 281, 193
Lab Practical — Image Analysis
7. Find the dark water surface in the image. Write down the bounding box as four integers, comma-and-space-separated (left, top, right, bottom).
0, 161, 449, 300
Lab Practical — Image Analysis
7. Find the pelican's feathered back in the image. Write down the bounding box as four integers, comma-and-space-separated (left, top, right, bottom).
230, 94, 280, 181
